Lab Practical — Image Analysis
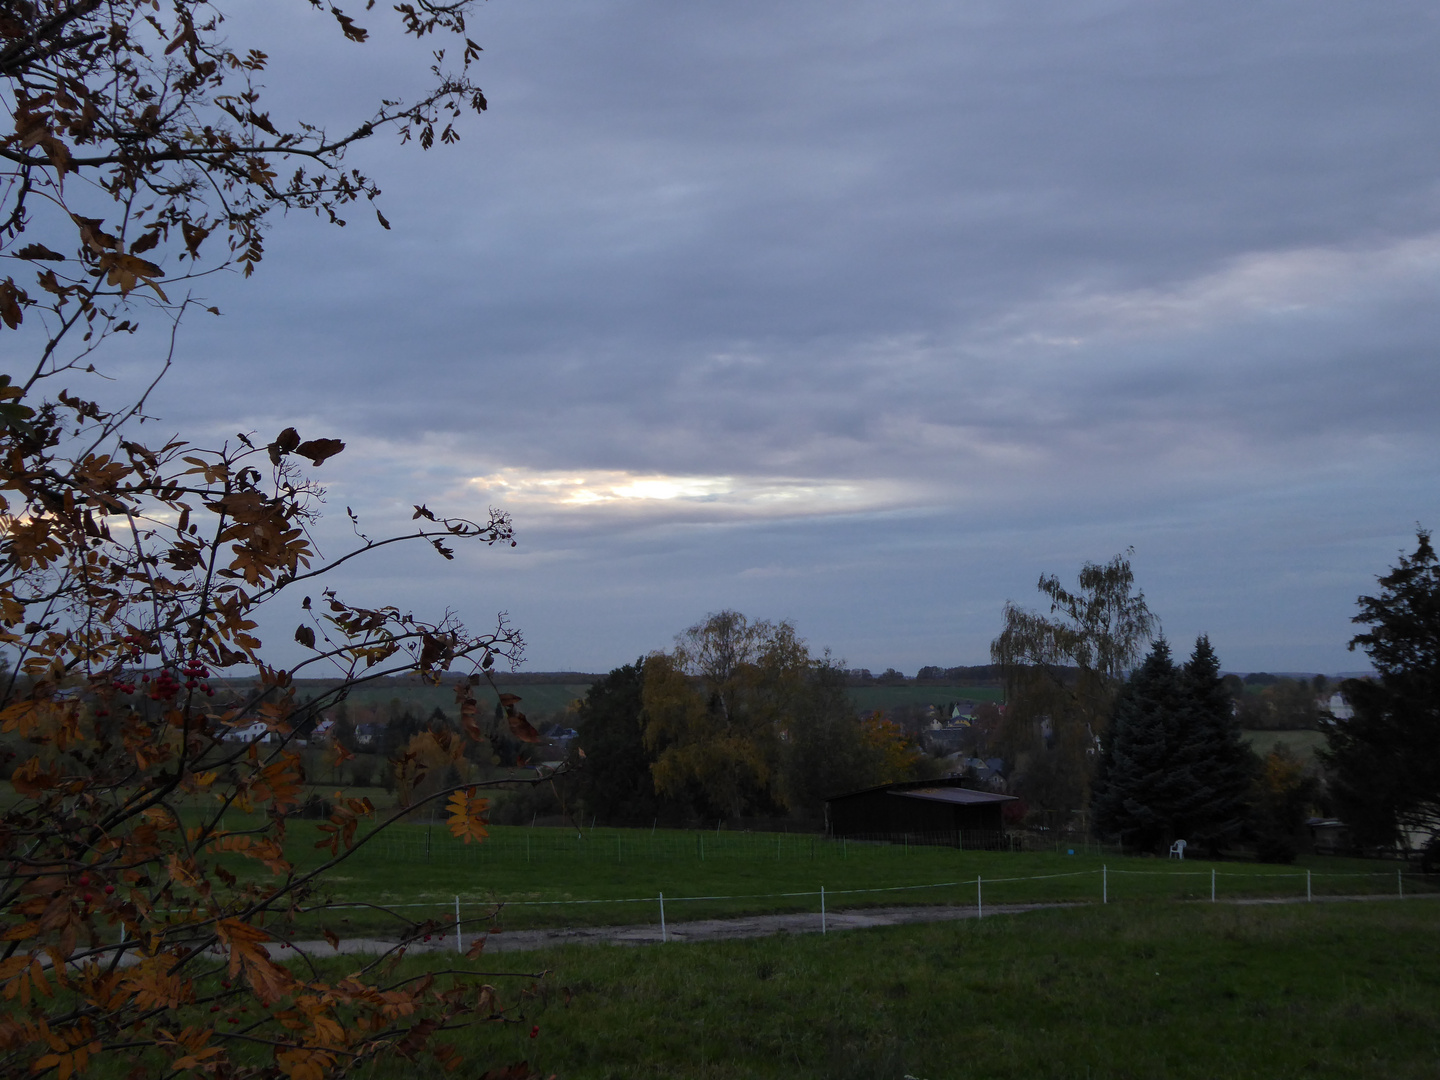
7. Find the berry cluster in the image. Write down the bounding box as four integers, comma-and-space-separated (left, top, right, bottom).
75, 872, 116, 905
136, 662, 215, 700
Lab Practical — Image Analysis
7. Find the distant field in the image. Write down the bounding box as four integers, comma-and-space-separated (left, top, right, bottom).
284, 681, 594, 720
1242, 728, 1328, 761
847, 683, 1004, 711
269, 676, 1006, 722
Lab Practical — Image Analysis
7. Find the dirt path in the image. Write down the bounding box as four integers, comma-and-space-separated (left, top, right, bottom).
286, 891, 1429, 957
291, 901, 1060, 958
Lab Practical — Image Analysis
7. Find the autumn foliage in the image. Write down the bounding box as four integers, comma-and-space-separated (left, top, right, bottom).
0, 367, 559, 1080
0, 1, 558, 1076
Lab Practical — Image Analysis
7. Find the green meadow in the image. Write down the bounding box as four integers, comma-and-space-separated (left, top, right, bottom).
212, 819, 1432, 941
308, 898, 1440, 1079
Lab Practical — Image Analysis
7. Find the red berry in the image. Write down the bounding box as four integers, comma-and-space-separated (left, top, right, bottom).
141, 674, 150, 683
78, 874, 90, 886
210, 1005, 220, 1013
83, 892, 93, 902
104, 884, 115, 895
529, 1026, 539, 1039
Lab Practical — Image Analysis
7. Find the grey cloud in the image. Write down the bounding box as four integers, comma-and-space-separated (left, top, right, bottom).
110, 0, 1440, 672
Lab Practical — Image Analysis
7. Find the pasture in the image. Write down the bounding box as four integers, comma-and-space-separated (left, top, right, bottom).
317, 897, 1440, 1079
221, 819, 1431, 941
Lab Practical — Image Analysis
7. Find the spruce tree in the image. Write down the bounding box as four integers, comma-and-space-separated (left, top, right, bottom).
1092, 639, 1185, 853
1093, 636, 1257, 854
1176, 635, 1255, 855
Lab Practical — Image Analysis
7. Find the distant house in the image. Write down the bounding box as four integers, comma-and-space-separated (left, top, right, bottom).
924, 725, 968, 752
959, 757, 1005, 783
1325, 693, 1354, 721
220, 721, 276, 744
825, 777, 1018, 850
353, 723, 385, 749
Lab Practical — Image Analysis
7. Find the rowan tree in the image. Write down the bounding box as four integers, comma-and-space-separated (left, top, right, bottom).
0, 3, 558, 1077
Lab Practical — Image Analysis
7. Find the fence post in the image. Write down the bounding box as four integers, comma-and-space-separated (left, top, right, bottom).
454, 896, 462, 954
660, 892, 667, 942
977, 875, 983, 919
1211, 867, 1216, 903
1399, 869, 1404, 898
1103, 865, 1107, 904
1307, 870, 1312, 902
821, 886, 826, 935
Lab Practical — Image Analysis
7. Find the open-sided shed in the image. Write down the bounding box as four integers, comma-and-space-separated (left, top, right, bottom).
825, 777, 1018, 849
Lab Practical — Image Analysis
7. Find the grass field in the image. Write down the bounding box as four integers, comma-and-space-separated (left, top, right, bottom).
289, 681, 595, 720
297, 897, 1440, 1079
286, 678, 1005, 722
1241, 728, 1328, 762
205, 818, 1434, 941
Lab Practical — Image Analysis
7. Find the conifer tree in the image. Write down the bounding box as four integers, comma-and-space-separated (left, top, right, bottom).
1323, 528, 1440, 855
1092, 639, 1185, 852
1094, 636, 1257, 854
1177, 635, 1255, 854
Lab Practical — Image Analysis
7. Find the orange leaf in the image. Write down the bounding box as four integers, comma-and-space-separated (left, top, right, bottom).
507, 711, 542, 743
446, 789, 489, 845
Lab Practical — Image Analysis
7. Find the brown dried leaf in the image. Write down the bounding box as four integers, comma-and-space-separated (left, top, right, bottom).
294, 438, 345, 466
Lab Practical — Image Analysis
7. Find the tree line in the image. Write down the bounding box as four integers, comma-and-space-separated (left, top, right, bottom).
542, 611, 942, 828
991, 536, 1440, 864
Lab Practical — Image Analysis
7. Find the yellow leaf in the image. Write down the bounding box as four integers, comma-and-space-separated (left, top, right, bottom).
446, 789, 489, 845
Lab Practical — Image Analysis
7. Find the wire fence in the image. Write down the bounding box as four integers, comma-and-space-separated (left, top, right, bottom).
292, 864, 1440, 948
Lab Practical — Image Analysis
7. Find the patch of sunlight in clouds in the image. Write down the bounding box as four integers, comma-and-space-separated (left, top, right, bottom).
466, 467, 908, 519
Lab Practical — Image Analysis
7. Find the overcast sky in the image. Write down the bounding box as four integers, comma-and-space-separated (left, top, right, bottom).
129, 0, 1440, 674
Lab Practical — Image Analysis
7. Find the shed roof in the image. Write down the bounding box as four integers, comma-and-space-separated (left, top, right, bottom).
825, 776, 1016, 804
892, 786, 1016, 806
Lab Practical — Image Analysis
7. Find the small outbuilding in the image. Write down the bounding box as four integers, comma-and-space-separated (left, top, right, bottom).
825, 777, 1018, 850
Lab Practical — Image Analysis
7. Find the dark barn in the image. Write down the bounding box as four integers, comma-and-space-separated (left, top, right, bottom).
825, 777, 1018, 850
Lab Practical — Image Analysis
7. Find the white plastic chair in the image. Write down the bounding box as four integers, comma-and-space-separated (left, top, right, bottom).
1169, 838, 1187, 860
